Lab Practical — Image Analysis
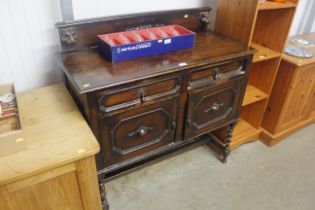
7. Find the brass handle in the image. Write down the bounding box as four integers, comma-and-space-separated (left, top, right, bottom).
204, 102, 225, 113
213, 67, 220, 80
127, 125, 153, 137
139, 128, 148, 136
213, 65, 244, 80
186, 118, 192, 127
138, 88, 146, 103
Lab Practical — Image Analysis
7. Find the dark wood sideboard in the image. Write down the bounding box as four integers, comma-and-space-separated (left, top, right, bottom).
55, 8, 254, 209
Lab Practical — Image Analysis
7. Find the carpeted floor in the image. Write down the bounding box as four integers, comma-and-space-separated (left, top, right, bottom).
106, 124, 315, 210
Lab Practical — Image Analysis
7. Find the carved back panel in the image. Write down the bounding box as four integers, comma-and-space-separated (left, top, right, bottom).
56, 7, 211, 52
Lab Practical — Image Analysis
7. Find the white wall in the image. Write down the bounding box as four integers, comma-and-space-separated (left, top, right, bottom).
0, 0, 62, 91
0, 0, 216, 92
72, 0, 217, 29
72, 0, 212, 20
1, 0, 312, 92
290, 0, 315, 35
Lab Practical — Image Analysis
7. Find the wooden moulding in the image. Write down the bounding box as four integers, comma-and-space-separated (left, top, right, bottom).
260, 117, 315, 147
0, 84, 26, 158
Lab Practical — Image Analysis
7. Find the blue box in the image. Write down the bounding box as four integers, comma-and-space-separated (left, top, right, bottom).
97, 25, 195, 63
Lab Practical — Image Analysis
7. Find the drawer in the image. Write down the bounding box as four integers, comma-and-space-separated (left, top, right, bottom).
98, 76, 181, 113
100, 98, 178, 166
185, 77, 246, 140
189, 59, 246, 88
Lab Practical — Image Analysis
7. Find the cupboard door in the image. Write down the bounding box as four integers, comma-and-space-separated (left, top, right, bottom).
100, 98, 178, 166
277, 66, 314, 131
185, 77, 246, 140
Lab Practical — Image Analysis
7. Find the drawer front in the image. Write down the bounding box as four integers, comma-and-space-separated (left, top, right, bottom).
189, 59, 246, 88
100, 98, 178, 166
185, 77, 246, 140
98, 76, 181, 113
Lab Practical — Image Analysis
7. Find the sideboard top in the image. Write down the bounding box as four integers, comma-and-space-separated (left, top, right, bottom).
57, 31, 254, 94
56, 8, 254, 94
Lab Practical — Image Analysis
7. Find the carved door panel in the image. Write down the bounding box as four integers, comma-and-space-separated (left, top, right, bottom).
100, 98, 178, 166
185, 77, 246, 140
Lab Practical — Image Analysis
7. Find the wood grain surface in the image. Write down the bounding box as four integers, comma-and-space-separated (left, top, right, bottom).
58, 32, 252, 94
0, 84, 99, 185
283, 32, 315, 66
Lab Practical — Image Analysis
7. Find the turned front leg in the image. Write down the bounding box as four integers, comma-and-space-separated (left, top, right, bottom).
207, 122, 237, 163
99, 178, 110, 210
221, 122, 236, 163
